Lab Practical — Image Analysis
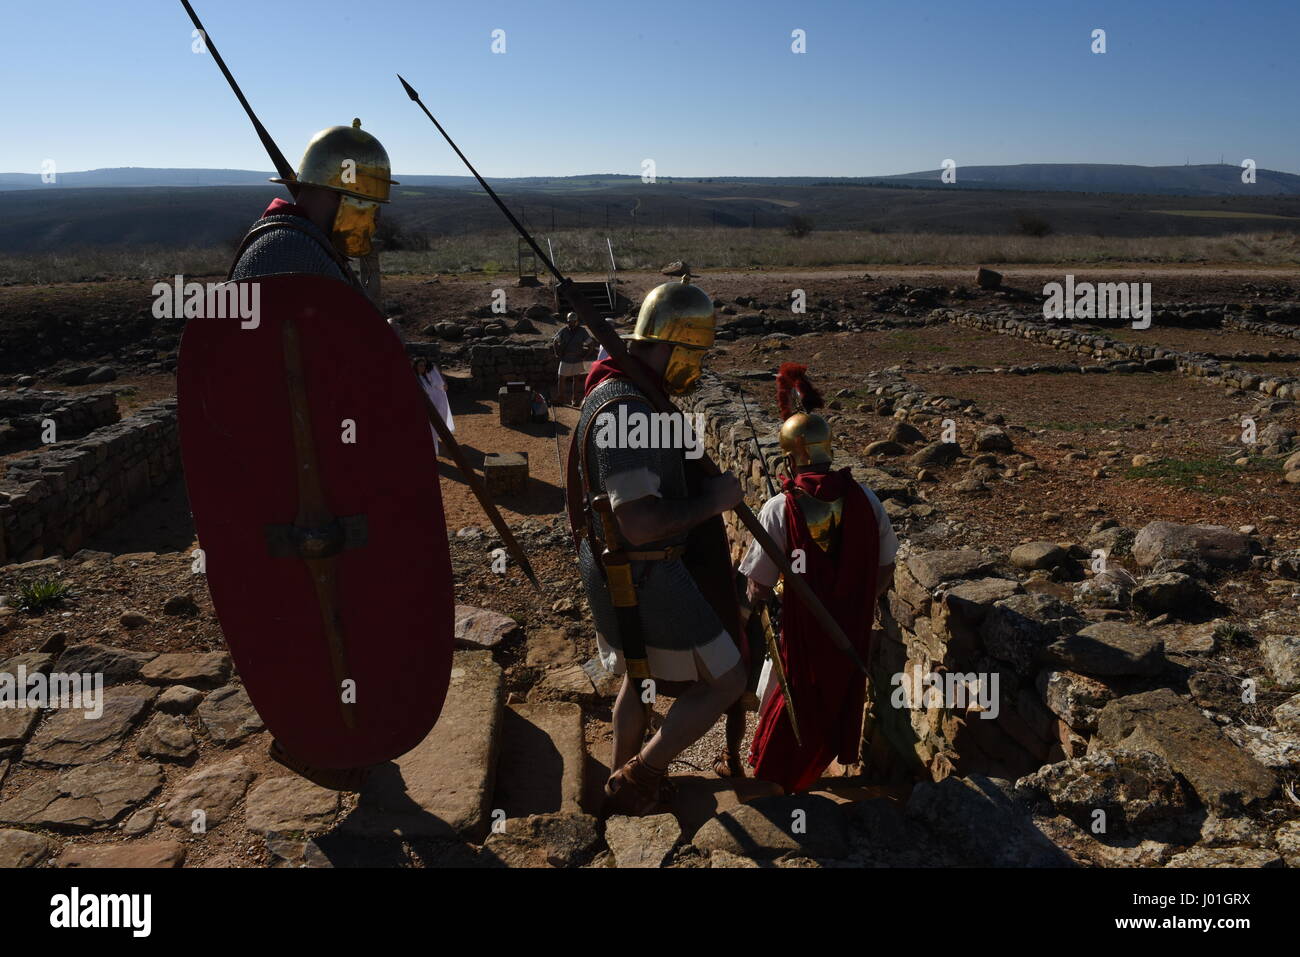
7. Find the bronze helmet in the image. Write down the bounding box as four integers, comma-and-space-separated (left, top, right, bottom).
629, 276, 716, 395
271, 119, 398, 257
776, 363, 832, 468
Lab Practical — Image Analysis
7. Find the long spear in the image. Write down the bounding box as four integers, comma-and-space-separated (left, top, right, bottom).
397, 75, 866, 675
179, 1, 539, 588
179, 1, 296, 191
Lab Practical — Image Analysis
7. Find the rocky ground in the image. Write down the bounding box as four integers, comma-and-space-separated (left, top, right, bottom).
1, 265, 1299, 868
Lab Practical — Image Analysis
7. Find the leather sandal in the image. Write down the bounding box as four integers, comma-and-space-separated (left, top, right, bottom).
712, 748, 744, 778
603, 753, 669, 817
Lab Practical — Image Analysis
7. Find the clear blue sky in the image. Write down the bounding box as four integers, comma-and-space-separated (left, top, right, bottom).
3, 0, 1297, 177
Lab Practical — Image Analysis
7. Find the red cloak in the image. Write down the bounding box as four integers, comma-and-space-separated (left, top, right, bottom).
748, 467, 879, 792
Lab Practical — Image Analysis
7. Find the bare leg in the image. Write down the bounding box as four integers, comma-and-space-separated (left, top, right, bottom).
611, 674, 651, 771
641, 662, 745, 770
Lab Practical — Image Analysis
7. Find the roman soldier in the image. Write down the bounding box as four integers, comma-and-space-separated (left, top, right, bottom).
221, 120, 402, 789
566, 277, 748, 815
738, 363, 899, 793
229, 118, 394, 305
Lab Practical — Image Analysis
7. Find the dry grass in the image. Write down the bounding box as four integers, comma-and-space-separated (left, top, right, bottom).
3, 229, 1298, 285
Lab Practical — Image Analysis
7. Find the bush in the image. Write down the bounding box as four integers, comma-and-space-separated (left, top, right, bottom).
11, 578, 72, 613
1016, 213, 1052, 237
785, 214, 815, 238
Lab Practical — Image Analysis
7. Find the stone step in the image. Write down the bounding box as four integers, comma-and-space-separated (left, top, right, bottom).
344, 650, 504, 842
492, 702, 585, 818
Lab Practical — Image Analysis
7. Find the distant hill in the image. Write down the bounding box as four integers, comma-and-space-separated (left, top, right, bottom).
3, 162, 1298, 195
873, 163, 1300, 196
3, 165, 1300, 254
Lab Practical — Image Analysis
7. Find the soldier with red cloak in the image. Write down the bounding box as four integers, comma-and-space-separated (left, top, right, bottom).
737, 364, 898, 793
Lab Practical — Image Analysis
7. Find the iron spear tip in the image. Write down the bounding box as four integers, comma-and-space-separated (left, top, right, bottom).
397, 74, 419, 100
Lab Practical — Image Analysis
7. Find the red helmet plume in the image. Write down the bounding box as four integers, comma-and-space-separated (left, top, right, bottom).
776, 363, 824, 420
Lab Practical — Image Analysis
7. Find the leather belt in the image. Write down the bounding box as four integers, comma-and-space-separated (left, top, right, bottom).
625, 545, 686, 562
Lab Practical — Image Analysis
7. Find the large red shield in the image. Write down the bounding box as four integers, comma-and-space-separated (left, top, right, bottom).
178, 274, 453, 768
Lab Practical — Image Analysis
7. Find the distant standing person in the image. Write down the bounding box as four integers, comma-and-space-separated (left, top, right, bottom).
414, 357, 453, 456
552, 312, 592, 406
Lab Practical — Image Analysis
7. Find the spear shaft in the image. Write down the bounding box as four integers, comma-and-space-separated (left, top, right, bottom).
396, 75, 866, 675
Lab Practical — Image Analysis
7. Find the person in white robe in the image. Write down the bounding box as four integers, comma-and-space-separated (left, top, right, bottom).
413, 358, 454, 456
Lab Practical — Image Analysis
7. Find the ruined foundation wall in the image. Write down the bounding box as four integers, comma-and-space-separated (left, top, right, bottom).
0, 389, 120, 446
469, 343, 555, 394
948, 311, 1300, 399
0, 400, 180, 564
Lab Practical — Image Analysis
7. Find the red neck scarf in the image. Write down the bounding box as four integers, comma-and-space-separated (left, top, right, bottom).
583, 353, 659, 398
262, 197, 312, 220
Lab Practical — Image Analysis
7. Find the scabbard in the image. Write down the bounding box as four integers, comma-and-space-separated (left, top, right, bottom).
590, 495, 652, 685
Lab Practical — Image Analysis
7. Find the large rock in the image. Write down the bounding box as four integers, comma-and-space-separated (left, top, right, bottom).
1091, 688, 1276, 811
135, 712, 197, 762
1040, 621, 1166, 676
0, 705, 40, 749
1131, 572, 1213, 617
1036, 670, 1116, 732
1011, 542, 1068, 571
454, 604, 520, 650
979, 594, 1084, 676
244, 776, 340, 835
493, 702, 585, 817
196, 684, 265, 745
0, 762, 163, 830
140, 652, 231, 687
0, 828, 50, 867
942, 578, 1023, 625
1274, 693, 1300, 732
163, 757, 255, 829
481, 812, 601, 868
1132, 521, 1251, 570
907, 550, 1001, 592
904, 774, 1070, 867
1224, 725, 1300, 770
1261, 635, 1300, 690
1166, 846, 1283, 868
54, 644, 156, 685
908, 441, 961, 469
349, 651, 503, 841
1015, 749, 1188, 830
56, 841, 186, 868
605, 813, 681, 868
690, 794, 849, 860
24, 688, 156, 766
975, 426, 1014, 453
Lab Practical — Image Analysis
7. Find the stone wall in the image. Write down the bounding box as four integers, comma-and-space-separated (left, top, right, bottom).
1224, 314, 1300, 342
469, 343, 555, 393
683, 376, 1164, 790
0, 401, 179, 564
0, 389, 120, 447
948, 310, 1300, 399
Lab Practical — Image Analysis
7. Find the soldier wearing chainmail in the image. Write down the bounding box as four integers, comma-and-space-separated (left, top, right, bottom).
566, 277, 747, 816
224, 119, 398, 790
229, 118, 395, 305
